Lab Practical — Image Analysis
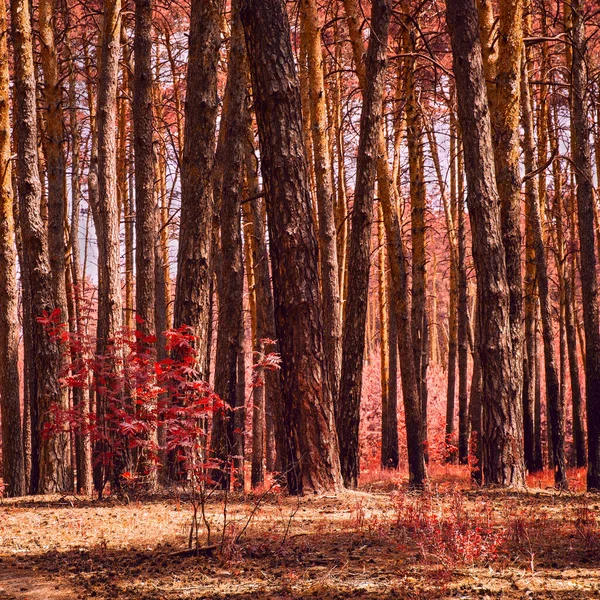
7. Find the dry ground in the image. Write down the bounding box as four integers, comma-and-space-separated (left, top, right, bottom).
1, 467, 599, 599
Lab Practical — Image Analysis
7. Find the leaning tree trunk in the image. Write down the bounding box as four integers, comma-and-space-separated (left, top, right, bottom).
10, 0, 66, 494
0, 0, 25, 496
337, 0, 391, 488
446, 0, 525, 487
241, 0, 343, 494
173, 0, 220, 376
570, 0, 600, 490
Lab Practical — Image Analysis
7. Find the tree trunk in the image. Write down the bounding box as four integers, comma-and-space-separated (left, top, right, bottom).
0, 0, 25, 496
570, 0, 600, 489
93, 0, 124, 493
299, 0, 342, 413
337, 0, 391, 488
173, 0, 220, 377
241, 0, 342, 494
446, 0, 525, 487
521, 55, 566, 488
210, 1, 246, 489
10, 0, 65, 494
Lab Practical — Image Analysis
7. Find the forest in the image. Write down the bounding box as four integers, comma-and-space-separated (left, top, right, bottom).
1, 0, 600, 597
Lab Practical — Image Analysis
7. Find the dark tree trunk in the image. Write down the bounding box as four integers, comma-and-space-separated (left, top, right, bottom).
381, 257, 399, 469
457, 190, 469, 464
211, 2, 247, 489
521, 58, 566, 487
446, 0, 525, 487
133, 0, 156, 338
11, 0, 66, 495
241, 0, 342, 494
570, 0, 600, 490
244, 136, 283, 475
173, 0, 220, 376
0, 0, 25, 496
337, 0, 391, 488
39, 0, 72, 491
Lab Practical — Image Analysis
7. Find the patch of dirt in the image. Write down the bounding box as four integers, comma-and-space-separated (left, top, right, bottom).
0, 564, 74, 599
1, 470, 600, 598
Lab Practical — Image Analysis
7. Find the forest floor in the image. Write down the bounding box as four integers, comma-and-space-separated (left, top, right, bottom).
1, 466, 599, 599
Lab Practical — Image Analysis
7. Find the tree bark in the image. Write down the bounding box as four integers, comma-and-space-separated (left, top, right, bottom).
299, 0, 342, 413
337, 0, 391, 488
92, 0, 124, 493
0, 0, 25, 496
241, 0, 342, 494
211, 1, 246, 489
173, 0, 220, 377
570, 0, 600, 489
521, 55, 566, 487
446, 0, 525, 487
10, 0, 65, 494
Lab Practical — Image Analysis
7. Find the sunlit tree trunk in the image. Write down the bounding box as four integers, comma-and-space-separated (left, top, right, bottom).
446, 0, 525, 487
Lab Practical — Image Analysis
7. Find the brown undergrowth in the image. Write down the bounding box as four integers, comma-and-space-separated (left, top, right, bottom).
1, 468, 600, 599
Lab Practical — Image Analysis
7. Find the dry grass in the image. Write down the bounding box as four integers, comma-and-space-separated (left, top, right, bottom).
1, 468, 600, 598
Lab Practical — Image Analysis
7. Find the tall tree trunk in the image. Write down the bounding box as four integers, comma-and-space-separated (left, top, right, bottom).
0, 0, 25, 496
133, 0, 156, 335
521, 55, 566, 488
570, 0, 600, 490
210, 1, 246, 489
93, 0, 124, 493
173, 0, 220, 377
481, 0, 525, 438
446, 0, 526, 487
38, 0, 72, 491
244, 133, 283, 475
66, 26, 92, 494
299, 0, 342, 413
241, 0, 342, 494
10, 0, 65, 494
404, 26, 429, 459
337, 0, 391, 488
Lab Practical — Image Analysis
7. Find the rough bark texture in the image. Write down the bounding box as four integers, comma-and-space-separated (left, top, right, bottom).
404, 26, 429, 456
11, 0, 66, 494
0, 0, 25, 496
337, 0, 391, 488
173, 0, 220, 377
134, 0, 156, 337
211, 2, 247, 488
446, 0, 525, 487
570, 0, 600, 490
300, 0, 342, 414
487, 0, 525, 433
92, 0, 124, 493
241, 0, 342, 494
